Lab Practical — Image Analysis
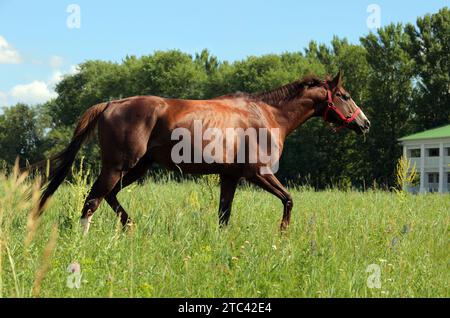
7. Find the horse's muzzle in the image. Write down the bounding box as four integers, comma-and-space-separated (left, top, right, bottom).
351, 118, 370, 135
362, 119, 371, 132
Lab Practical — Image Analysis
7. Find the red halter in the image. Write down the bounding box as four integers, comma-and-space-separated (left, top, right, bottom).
322, 82, 361, 131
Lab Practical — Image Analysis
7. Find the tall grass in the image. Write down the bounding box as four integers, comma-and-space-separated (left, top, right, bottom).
0, 162, 448, 297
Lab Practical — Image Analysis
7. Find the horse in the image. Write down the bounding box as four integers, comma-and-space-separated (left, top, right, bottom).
37, 71, 370, 233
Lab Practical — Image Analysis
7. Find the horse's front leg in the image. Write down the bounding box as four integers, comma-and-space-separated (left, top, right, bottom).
248, 173, 293, 231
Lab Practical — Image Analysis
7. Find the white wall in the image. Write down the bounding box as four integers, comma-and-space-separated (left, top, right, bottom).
401, 137, 450, 193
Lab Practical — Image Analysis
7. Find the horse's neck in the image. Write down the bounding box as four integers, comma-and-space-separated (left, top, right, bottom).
271, 98, 316, 137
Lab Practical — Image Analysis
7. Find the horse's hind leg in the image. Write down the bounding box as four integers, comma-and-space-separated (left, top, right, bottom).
80, 166, 121, 234
105, 157, 152, 226
218, 174, 240, 227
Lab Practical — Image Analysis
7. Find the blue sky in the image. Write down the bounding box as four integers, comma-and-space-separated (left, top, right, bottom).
0, 0, 447, 107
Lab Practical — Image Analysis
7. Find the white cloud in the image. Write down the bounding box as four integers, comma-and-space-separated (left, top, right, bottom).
49, 55, 64, 69
49, 70, 64, 87
10, 81, 57, 105
1, 61, 80, 107
69, 64, 80, 75
49, 64, 80, 87
0, 91, 8, 106
0, 36, 21, 64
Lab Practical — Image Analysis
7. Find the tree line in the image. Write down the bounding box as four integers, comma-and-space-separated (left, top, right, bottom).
0, 8, 448, 189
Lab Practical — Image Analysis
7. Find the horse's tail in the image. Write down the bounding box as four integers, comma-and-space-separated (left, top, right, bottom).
37, 102, 109, 214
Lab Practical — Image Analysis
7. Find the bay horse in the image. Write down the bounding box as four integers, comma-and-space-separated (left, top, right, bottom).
37, 71, 370, 233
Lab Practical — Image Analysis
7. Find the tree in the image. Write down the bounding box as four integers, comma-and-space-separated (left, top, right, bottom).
404, 7, 450, 131
230, 53, 323, 94
195, 49, 219, 76
2, 7, 446, 188
282, 37, 373, 188
49, 60, 126, 128
130, 50, 208, 99
0, 103, 44, 166
361, 24, 415, 186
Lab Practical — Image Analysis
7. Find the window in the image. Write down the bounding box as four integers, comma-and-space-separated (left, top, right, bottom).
428, 173, 439, 184
448, 173, 450, 184
409, 149, 421, 158
446, 148, 450, 156
428, 148, 439, 157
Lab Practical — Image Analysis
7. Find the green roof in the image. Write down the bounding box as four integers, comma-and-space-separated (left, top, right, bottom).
399, 124, 450, 141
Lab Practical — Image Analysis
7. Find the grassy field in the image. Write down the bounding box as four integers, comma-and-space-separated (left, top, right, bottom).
0, 167, 448, 298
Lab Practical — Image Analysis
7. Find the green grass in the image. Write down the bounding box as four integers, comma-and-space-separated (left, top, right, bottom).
0, 171, 449, 298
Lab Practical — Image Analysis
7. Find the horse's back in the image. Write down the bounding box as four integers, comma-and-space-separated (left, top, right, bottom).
96, 94, 279, 172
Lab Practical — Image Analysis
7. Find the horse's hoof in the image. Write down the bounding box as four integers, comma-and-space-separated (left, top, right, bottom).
80, 215, 93, 235
280, 222, 289, 233
123, 219, 135, 232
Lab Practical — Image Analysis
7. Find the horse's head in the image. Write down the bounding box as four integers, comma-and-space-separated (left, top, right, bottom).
316, 71, 370, 135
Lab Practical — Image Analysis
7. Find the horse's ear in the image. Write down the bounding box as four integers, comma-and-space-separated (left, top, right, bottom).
329, 70, 343, 89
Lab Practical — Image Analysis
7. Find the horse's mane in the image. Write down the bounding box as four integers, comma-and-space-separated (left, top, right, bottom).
216, 75, 325, 106
253, 75, 324, 106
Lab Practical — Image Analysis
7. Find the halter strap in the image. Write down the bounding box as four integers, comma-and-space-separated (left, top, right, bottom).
322, 81, 361, 131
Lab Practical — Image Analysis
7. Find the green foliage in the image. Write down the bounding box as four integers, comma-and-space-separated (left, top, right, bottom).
0, 174, 448, 297
130, 50, 208, 99
404, 7, 450, 130
393, 156, 418, 198
280, 37, 371, 188
0, 104, 45, 166
229, 53, 323, 93
361, 23, 415, 186
0, 8, 449, 189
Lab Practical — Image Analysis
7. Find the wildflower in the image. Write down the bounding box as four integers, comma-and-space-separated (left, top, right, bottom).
68, 262, 81, 274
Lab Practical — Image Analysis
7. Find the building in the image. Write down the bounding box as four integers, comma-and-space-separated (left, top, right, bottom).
399, 124, 450, 193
